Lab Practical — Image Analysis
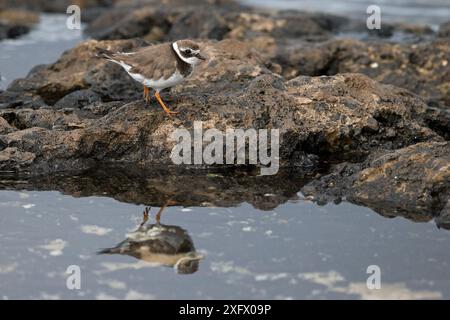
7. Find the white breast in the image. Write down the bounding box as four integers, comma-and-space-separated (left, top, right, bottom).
141, 71, 185, 91
112, 60, 186, 91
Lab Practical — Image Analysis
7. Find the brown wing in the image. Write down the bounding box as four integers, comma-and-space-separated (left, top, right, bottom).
112, 43, 178, 80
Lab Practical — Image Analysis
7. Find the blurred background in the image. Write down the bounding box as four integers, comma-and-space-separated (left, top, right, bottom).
242, 0, 450, 26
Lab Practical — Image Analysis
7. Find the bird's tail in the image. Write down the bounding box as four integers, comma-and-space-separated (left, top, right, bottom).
97, 247, 115, 254
97, 247, 120, 255
97, 240, 129, 255
95, 47, 116, 61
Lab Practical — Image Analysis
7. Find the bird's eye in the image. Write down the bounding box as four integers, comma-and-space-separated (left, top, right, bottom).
184, 49, 192, 55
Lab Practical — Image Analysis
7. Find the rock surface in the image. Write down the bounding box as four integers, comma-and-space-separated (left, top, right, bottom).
277, 38, 450, 109
351, 141, 449, 218
0, 39, 442, 176
302, 141, 450, 227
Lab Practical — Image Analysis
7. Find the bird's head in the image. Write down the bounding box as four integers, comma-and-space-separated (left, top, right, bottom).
173, 252, 204, 274
172, 39, 207, 66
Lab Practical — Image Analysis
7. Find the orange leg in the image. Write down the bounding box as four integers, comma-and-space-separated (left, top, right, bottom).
155, 200, 177, 224
143, 86, 151, 102
155, 91, 178, 117
140, 207, 150, 227
155, 204, 166, 224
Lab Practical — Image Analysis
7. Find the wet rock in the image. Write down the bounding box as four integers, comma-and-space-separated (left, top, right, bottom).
0, 166, 308, 211
0, 9, 39, 39
0, 39, 442, 176
301, 162, 362, 205
350, 141, 450, 218
302, 141, 450, 226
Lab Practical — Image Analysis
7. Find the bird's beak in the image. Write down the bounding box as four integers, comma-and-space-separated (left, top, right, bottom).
196, 53, 207, 61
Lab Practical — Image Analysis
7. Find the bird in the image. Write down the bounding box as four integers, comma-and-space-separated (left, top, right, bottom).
96, 40, 207, 118
98, 206, 203, 274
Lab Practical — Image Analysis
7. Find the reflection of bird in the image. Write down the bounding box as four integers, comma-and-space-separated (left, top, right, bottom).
96, 39, 206, 118
98, 205, 203, 274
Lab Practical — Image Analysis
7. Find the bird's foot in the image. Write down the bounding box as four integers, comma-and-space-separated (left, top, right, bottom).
143, 86, 151, 103
155, 91, 179, 118
140, 207, 150, 227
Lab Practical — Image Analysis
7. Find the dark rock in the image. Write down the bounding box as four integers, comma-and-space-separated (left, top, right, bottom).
366, 24, 394, 38
0, 108, 88, 131
301, 162, 362, 204
0, 90, 46, 109
350, 141, 450, 218
422, 101, 450, 140
85, 6, 165, 40
0, 147, 35, 171
438, 21, 450, 38
277, 38, 450, 110
393, 22, 434, 37
54, 89, 101, 109
166, 7, 230, 41
302, 141, 450, 227
0, 116, 15, 134
85, 0, 239, 41
0, 9, 39, 40
27, 64, 48, 76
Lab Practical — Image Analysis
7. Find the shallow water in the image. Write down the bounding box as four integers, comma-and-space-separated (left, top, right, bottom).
0, 167, 449, 300
0, 14, 84, 90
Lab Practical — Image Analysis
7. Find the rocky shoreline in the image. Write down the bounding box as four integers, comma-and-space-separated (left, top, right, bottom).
0, 0, 448, 227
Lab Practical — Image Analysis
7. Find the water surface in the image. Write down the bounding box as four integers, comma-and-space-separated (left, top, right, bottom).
0, 168, 449, 299
0, 14, 83, 90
